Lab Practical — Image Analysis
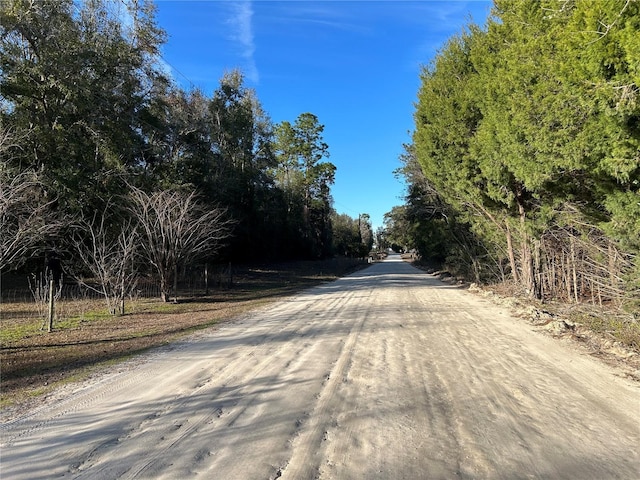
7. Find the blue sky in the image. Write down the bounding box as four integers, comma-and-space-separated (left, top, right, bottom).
154, 1, 492, 231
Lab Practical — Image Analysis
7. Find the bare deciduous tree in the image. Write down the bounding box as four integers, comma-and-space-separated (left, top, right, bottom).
69, 204, 139, 315
127, 187, 234, 302
0, 130, 61, 272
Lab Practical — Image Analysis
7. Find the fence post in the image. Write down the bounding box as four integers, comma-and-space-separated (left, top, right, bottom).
47, 278, 55, 332
173, 263, 179, 303
205, 263, 209, 295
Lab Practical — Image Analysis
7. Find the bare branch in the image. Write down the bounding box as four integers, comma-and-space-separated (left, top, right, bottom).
127, 186, 235, 302
0, 167, 63, 271
69, 202, 140, 315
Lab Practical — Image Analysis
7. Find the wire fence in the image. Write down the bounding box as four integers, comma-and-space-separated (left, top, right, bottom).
1, 279, 161, 304
0, 264, 250, 304
0, 263, 238, 304
1, 259, 365, 322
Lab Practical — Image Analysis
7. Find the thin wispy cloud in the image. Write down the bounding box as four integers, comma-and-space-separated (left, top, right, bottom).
227, 1, 259, 84
266, 3, 370, 36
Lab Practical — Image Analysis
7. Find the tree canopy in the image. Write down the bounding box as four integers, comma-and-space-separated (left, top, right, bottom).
1, 0, 350, 303
397, 0, 639, 306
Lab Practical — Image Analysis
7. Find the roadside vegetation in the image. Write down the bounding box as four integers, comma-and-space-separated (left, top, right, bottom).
1, 0, 374, 298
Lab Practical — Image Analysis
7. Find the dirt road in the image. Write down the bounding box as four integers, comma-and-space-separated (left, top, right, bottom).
2, 256, 639, 479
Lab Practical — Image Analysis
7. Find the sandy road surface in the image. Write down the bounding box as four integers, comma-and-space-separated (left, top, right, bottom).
2, 256, 639, 479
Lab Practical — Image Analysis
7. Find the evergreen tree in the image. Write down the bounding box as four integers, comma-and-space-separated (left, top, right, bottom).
272, 113, 335, 258
1, 0, 169, 210
412, 0, 638, 303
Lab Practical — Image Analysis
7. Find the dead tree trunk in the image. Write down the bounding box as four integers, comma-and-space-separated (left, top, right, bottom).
505, 221, 519, 284
570, 235, 579, 303
517, 200, 538, 298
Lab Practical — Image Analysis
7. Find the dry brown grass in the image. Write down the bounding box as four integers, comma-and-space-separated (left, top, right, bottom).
1, 259, 366, 411
484, 282, 640, 353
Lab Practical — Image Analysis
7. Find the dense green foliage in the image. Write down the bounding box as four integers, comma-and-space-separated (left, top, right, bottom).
395, 0, 639, 306
0, 0, 363, 301
331, 212, 373, 259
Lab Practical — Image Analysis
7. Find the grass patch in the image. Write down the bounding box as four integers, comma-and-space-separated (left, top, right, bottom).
569, 312, 640, 351
0, 320, 42, 344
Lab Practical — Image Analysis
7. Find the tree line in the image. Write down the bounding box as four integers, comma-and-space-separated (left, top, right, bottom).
1, 0, 373, 306
387, 0, 639, 309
